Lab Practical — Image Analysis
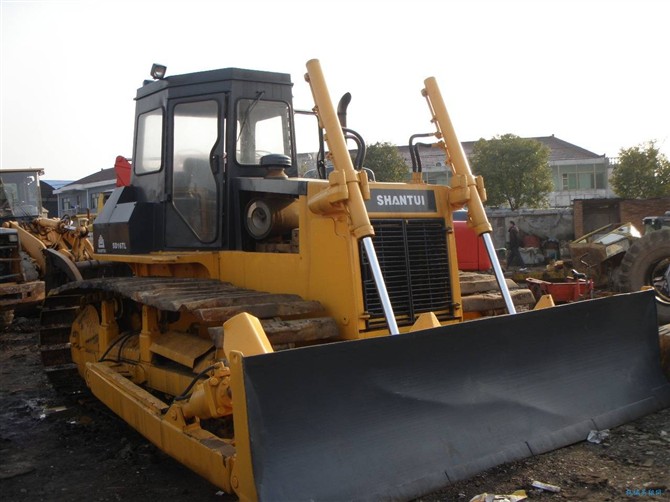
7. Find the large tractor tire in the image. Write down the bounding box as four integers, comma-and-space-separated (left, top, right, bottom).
619, 229, 670, 324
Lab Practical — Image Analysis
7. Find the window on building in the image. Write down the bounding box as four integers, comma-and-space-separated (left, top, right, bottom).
561, 173, 573, 190
424, 171, 449, 185
90, 193, 100, 209
557, 163, 607, 191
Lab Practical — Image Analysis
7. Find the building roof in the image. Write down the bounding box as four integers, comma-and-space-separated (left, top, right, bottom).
65, 167, 116, 186
531, 135, 604, 161
461, 135, 604, 162
42, 180, 74, 190
54, 167, 117, 194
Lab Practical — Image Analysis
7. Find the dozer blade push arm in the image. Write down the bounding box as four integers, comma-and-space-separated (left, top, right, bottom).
305, 59, 399, 334
421, 78, 516, 313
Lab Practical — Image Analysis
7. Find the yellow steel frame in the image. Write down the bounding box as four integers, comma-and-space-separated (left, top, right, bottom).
79, 308, 273, 500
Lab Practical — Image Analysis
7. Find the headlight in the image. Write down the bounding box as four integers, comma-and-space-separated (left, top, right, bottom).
8, 234, 18, 242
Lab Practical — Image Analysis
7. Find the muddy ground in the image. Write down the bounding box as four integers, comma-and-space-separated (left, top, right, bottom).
1, 316, 669, 502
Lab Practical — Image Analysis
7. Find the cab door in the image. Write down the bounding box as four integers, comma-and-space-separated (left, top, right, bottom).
165, 98, 225, 249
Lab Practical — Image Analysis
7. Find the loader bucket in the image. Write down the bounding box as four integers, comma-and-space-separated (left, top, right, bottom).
238, 290, 670, 501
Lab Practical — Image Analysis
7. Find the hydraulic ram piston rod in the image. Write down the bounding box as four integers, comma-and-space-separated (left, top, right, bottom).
422, 77, 516, 314
305, 59, 400, 334
362, 236, 400, 334
483, 233, 516, 314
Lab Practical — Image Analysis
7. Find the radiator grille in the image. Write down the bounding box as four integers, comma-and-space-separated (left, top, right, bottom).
360, 219, 456, 331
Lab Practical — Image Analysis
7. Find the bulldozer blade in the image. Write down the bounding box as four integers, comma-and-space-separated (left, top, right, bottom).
239, 290, 670, 501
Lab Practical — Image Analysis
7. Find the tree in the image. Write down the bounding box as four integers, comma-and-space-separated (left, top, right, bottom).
610, 141, 670, 199
363, 142, 409, 182
470, 134, 553, 210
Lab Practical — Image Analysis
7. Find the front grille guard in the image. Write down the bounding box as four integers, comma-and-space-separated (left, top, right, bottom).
360, 219, 456, 331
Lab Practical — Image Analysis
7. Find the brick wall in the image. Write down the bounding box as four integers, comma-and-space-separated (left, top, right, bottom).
574, 197, 670, 237
619, 197, 670, 231
573, 200, 585, 238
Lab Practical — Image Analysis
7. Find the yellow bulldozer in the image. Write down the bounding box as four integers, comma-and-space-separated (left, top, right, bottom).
39, 60, 669, 501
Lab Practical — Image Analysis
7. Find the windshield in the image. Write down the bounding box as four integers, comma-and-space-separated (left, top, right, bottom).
0, 171, 42, 218
236, 98, 291, 165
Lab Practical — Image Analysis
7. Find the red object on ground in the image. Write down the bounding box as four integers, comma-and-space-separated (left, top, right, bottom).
523, 235, 541, 248
525, 277, 594, 303
114, 156, 131, 187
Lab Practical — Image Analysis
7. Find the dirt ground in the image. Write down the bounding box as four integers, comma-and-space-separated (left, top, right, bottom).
1, 316, 669, 502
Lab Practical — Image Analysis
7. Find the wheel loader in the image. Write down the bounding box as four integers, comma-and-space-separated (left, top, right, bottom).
39, 60, 670, 501
0, 168, 114, 326
0, 169, 47, 324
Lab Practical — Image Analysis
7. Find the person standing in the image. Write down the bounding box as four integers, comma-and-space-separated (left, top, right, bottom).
508, 220, 523, 267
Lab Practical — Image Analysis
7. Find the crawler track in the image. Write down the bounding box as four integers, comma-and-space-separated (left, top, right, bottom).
39, 292, 85, 395
39, 277, 340, 394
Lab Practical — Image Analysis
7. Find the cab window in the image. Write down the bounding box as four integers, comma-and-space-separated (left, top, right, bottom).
236, 99, 291, 165
135, 108, 163, 174
172, 100, 219, 242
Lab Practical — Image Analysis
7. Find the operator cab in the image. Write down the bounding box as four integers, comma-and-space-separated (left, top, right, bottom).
95, 65, 310, 254
0, 169, 44, 223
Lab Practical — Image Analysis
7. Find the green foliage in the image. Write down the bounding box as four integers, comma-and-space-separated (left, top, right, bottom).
610, 141, 670, 199
470, 134, 553, 210
364, 142, 409, 182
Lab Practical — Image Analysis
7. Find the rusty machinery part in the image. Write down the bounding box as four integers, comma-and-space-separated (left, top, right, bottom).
618, 228, 670, 324
13, 217, 94, 262
2, 216, 95, 291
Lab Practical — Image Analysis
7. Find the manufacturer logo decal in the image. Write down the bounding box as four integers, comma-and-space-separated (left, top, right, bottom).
365, 189, 437, 213
96, 235, 107, 254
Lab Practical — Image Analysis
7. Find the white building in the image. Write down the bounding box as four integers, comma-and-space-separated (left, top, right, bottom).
398, 135, 613, 207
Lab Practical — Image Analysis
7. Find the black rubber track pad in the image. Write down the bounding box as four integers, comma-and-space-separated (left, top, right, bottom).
241, 290, 670, 501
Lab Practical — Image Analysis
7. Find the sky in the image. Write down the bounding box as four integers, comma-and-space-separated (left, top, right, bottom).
1, 0, 669, 182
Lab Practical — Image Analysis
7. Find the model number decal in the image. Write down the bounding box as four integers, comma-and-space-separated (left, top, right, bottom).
112, 242, 127, 250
